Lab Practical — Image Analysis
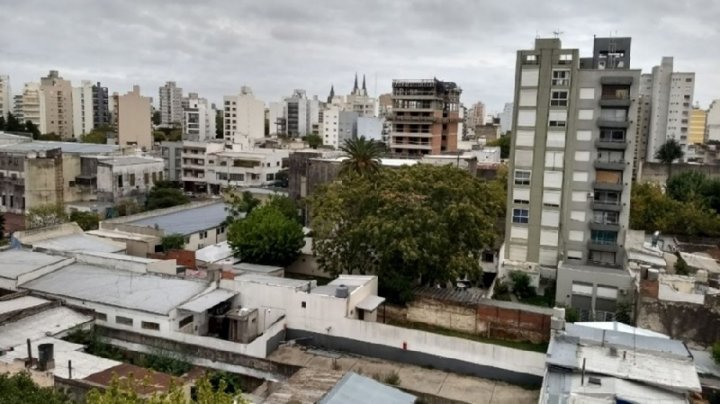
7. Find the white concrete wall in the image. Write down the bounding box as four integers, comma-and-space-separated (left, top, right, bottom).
184, 226, 225, 251
224, 91, 265, 147
97, 160, 165, 200
72, 81, 94, 137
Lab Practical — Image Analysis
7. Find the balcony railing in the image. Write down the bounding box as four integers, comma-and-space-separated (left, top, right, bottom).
593, 181, 624, 191
594, 160, 626, 170
589, 222, 621, 232
592, 201, 622, 212
595, 138, 627, 150
597, 118, 630, 129
587, 240, 620, 253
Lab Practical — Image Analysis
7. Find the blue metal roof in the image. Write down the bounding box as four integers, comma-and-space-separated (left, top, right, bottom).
128, 203, 228, 235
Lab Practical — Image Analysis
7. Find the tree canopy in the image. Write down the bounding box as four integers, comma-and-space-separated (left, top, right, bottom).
309, 164, 505, 303
161, 233, 186, 251
339, 136, 383, 177
0, 371, 72, 404
70, 210, 100, 231
146, 185, 190, 211
26, 203, 68, 230
305, 133, 323, 149
224, 190, 261, 223
227, 204, 305, 266
487, 134, 510, 159
655, 139, 684, 178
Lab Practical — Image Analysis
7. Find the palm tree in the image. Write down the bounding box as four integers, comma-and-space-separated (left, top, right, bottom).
339, 136, 383, 177
655, 139, 685, 179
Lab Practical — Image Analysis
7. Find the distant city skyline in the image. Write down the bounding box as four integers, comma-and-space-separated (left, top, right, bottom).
1, 0, 719, 114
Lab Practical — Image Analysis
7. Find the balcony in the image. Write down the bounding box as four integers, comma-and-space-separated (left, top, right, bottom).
589, 222, 620, 232
599, 97, 631, 108
600, 76, 634, 85
593, 181, 624, 191
587, 240, 620, 253
595, 138, 627, 150
596, 118, 630, 129
591, 201, 622, 212
594, 160, 626, 171
390, 131, 433, 139
391, 114, 436, 123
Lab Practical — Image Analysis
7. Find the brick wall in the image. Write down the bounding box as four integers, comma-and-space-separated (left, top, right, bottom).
147, 249, 196, 270
406, 296, 552, 343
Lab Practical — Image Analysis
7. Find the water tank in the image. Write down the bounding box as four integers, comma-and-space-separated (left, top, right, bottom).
335, 285, 349, 298
37, 343, 54, 371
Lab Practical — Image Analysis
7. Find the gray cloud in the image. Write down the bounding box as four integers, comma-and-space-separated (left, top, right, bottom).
1, 0, 719, 113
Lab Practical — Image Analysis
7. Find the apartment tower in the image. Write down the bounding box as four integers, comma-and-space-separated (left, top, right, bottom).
183, 92, 216, 142
40, 70, 74, 138
0, 75, 10, 119
223, 86, 265, 149
159, 81, 183, 126
118, 86, 152, 150
72, 80, 95, 137
92, 82, 111, 128
504, 37, 640, 321
389, 79, 461, 155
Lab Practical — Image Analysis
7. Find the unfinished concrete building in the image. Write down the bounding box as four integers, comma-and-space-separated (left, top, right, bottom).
389, 79, 461, 155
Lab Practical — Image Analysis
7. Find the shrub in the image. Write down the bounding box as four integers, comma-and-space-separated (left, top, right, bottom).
565, 307, 579, 323
713, 341, 720, 365
383, 371, 401, 386
510, 271, 535, 299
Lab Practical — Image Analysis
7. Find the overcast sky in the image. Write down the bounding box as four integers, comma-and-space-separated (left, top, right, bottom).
1, 0, 719, 114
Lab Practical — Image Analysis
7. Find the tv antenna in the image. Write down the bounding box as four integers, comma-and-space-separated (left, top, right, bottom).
553, 29, 564, 38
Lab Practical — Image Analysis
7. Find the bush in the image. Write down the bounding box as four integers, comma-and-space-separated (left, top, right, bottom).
713, 341, 720, 365
383, 371, 401, 386
70, 211, 99, 231
510, 271, 535, 299
161, 233, 186, 251
565, 307, 579, 323
146, 186, 189, 210
494, 279, 509, 295
675, 254, 690, 275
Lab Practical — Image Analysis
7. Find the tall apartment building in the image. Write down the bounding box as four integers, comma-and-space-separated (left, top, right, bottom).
223, 87, 264, 149
159, 81, 183, 126
389, 79, 461, 155
40, 70, 74, 138
689, 107, 707, 145
117, 86, 152, 150
707, 100, 720, 143
20, 83, 45, 132
638, 57, 694, 163
322, 106, 359, 148
504, 37, 640, 321
72, 80, 95, 137
498, 102, 514, 134
0, 75, 10, 119
12, 95, 23, 122
468, 101, 486, 127
92, 82, 111, 127
183, 93, 216, 142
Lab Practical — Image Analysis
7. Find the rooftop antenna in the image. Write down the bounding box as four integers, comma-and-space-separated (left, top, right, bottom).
553, 29, 564, 38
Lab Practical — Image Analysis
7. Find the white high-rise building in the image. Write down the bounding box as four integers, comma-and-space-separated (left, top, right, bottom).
707, 100, 720, 143
0, 75, 11, 119
223, 86, 265, 149
182, 93, 216, 142
498, 102, 514, 134
640, 57, 695, 162
159, 81, 183, 126
20, 83, 45, 133
72, 80, 95, 137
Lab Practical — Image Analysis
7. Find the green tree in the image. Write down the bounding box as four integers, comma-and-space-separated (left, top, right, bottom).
37, 133, 61, 141
153, 130, 167, 142
116, 199, 143, 217
82, 126, 113, 144
0, 212, 5, 238
266, 195, 300, 223
4, 112, 25, 132
713, 341, 720, 365
146, 186, 190, 210
274, 169, 289, 188
487, 135, 510, 159
0, 114, 5, 130
615, 301, 633, 324
227, 204, 304, 266
565, 307, 579, 323
655, 138, 684, 179
225, 190, 260, 223
305, 133, 323, 149
666, 170, 707, 203
26, 203, 68, 229
675, 253, 690, 275
161, 233, 186, 251
0, 371, 72, 404
339, 136, 383, 177
24, 120, 41, 138
152, 110, 161, 126
310, 164, 504, 303
510, 271, 535, 299
70, 211, 100, 231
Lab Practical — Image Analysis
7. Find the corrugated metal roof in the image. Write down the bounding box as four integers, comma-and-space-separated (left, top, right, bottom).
128, 203, 228, 235
177, 288, 236, 313
318, 372, 416, 404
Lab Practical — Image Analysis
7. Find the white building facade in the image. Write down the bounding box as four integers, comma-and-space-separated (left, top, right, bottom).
0, 75, 10, 119
707, 100, 720, 143
183, 93, 216, 142
159, 81, 183, 126
223, 87, 265, 149
72, 80, 95, 137
206, 148, 289, 194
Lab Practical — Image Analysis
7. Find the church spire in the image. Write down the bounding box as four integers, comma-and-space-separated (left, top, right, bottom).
353, 73, 359, 94
327, 84, 335, 103
362, 74, 367, 96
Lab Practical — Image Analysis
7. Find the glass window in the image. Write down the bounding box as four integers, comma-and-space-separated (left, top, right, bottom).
514, 170, 531, 185
512, 208, 529, 224
551, 90, 569, 106
591, 230, 617, 245
552, 70, 570, 86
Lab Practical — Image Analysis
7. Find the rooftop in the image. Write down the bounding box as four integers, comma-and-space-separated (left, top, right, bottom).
235, 273, 312, 290
0, 250, 69, 280
679, 252, 720, 273
22, 264, 209, 315
33, 234, 125, 254
177, 288, 236, 314
319, 372, 416, 404
127, 202, 227, 235
233, 262, 284, 274
195, 241, 233, 264
97, 156, 164, 166
0, 141, 119, 155
0, 295, 50, 315
0, 306, 93, 348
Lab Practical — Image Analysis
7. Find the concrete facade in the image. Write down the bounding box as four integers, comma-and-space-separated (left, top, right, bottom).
223, 87, 265, 148
356, 116, 384, 142
160, 141, 183, 181
118, 86, 152, 150
20, 83, 45, 133
321, 106, 358, 148
182, 93, 215, 142
498, 102, 513, 134
708, 100, 720, 143
40, 70, 74, 138
504, 37, 639, 320
72, 80, 94, 137
96, 156, 165, 203
206, 148, 289, 194
389, 79, 461, 155
641, 57, 695, 162
92, 82, 111, 128
0, 75, 10, 119
179, 140, 224, 194
159, 81, 183, 126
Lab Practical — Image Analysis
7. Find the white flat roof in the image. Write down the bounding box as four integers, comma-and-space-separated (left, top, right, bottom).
0, 307, 93, 348
33, 234, 125, 254
195, 241, 233, 263
23, 264, 209, 315
0, 250, 68, 280
355, 295, 385, 312
0, 296, 50, 315
236, 273, 311, 289
679, 252, 720, 273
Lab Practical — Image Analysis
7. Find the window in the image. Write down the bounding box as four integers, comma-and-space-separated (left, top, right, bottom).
152, 172, 157, 183
543, 170, 563, 188
514, 170, 531, 185
179, 315, 193, 328
579, 88, 595, 100
578, 109, 593, 120
521, 68, 539, 86
512, 208, 529, 224
96, 312, 107, 321
543, 190, 561, 207
599, 129, 626, 142
482, 251, 494, 263
575, 151, 590, 162
545, 151, 564, 169
301, 301, 307, 309
591, 230, 617, 245
116, 316, 133, 326
199, 231, 208, 239
573, 172, 589, 182
577, 130, 592, 141
509, 245, 527, 261
519, 89, 537, 107
117, 174, 123, 188
159, 172, 163, 181
541, 210, 559, 227
515, 150, 533, 167
550, 91, 568, 106
547, 131, 565, 148
129, 173, 136, 186
559, 54, 573, 63
511, 226, 528, 239
589, 250, 616, 265
600, 109, 627, 122
513, 188, 530, 204
540, 229, 558, 246
549, 110, 567, 127
593, 211, 619, 225
517, 110, 537, 126
596, 170, 622, 184
571, 211, 586, 222
142, 321, 160, 331
594, 191, 620, 205
552, 70, 570, 86
266, 173, 274, 181
569, 230, 585, 241
525, 54, 537, 63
